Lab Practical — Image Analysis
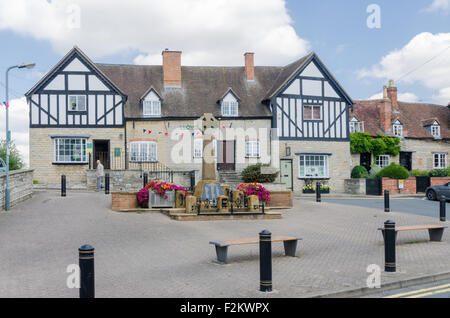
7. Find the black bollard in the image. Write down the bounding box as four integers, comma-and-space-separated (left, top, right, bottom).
384, 220, 396, 273
105, 173, 110, 195
440, 196, 446, 222
384, 190, 390, 212
259, 230, 272, 292
316, 182, 321, 202
143, 172, 148, 188
79, 244, 95, 298
61, 175, 66, 197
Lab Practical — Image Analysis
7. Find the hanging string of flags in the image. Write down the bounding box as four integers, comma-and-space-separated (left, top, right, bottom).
142, 129, 169, 136
2, 101, 9, 108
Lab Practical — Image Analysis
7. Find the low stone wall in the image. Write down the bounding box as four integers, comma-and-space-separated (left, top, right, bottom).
111, 192, 139, 212
382, 177, 416, 194
430, 177, 450, 186
344, 179, 366, 195
87, 170, 196, 192
266, 191, 293, 208
0, 169, 34, 211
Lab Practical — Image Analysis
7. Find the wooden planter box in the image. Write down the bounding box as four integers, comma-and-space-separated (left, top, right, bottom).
149, 191, 176, 208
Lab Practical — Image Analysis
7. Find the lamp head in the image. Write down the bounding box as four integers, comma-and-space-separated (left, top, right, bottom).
18, 62, 36, 69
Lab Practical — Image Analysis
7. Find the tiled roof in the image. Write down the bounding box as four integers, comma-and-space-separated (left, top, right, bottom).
352, 99, 450, 139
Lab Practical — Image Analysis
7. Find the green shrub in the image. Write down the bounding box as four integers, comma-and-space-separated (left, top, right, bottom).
351, 166, 369, 179
410, 170, 430, 177
429, 168, 450, 177
369, 164, 381, 177
375, 163, 410, 180
0, 139, 24, 171
241, 164, 278, 183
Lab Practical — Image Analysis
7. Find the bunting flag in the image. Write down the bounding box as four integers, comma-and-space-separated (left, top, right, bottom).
3, 101, 9, 108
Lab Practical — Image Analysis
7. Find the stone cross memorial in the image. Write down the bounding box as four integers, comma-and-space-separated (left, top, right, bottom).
193, 113, 224, 202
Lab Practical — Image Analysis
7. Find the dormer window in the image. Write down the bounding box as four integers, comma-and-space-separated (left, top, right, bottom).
349, 117, 364, 133
431, 123, 441, 138
220, 89, 239, 117
142, 89, 161, 117
392, 120, 403, 137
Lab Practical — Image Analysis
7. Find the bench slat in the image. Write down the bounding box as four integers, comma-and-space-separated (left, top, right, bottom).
210, 236, 302, 247
378, 225, 448, 232
397, 225, 447, 232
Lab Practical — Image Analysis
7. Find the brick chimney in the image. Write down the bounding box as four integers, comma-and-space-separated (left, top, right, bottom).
387, 79, 399, 111
380, 99, 392, 133
162, 49, 182, 87
244, 52, 255, 81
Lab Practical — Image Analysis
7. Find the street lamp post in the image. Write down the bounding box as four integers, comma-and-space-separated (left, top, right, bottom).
4, 62, 35, 211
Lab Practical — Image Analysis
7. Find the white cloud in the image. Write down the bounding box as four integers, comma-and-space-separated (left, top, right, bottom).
368, 92, 419, 103
423, 0, 450, 14
358, 32, 450, 104
0, 0, 310, 66
0, 97, 29, 167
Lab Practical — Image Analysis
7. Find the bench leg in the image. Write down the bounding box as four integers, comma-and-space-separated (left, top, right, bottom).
429, 229, 444, 242
283, 240, 298, 257
215, 246, 228, 264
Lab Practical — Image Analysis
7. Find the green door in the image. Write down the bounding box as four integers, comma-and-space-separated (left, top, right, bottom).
280, 159, 293, 190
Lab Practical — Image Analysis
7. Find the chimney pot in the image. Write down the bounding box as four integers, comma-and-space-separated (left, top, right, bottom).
386, 80, 399, 111
162, 50, 182, 87
244, 52, 255, 81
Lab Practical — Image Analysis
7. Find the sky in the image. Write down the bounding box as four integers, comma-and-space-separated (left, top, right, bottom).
0, 0, 449, 166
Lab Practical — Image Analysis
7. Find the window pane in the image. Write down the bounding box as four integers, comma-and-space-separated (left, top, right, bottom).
303, 106, 312, 120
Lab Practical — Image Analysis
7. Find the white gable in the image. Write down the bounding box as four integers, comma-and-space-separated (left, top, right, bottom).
222, 92, 238, 103
89, 75, 109, 91
63, 58, 90, 72
44, 74, 65, 90
144, 90, 160, 101
324, 81, 340, 98
283, 79, 300, 95
300, 62, 323, 78
302, 79, 322, 96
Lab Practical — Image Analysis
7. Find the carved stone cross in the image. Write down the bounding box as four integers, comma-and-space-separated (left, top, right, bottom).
197, 113, 218, 181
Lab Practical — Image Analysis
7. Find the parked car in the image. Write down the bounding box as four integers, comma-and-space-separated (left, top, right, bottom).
426, 183, 450, 201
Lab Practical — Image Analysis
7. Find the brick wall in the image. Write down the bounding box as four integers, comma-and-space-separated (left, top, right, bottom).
111, 192, 138, 211
430, 177, 450, 186
0, 169, 34, 211
382, 177, 416, 194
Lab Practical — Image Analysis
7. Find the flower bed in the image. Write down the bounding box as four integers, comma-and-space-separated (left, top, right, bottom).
136, 181, 188, 208
302, 184, 331, 194
237, 182, 271, 202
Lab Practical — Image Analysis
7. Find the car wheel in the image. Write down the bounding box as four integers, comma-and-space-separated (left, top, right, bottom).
426, 190, 436, 201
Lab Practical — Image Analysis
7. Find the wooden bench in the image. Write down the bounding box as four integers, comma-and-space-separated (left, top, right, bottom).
209, 235, 302, 264
378, 225, 448, 243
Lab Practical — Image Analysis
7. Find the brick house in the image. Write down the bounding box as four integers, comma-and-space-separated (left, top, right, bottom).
26, 46, 354, 192
351, 81, 449, 172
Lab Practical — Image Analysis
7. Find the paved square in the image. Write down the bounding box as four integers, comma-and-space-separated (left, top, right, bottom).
1, 190, 449, 297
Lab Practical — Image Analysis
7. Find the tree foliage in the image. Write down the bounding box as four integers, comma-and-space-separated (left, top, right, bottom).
350, 133, 401, 158
0, 139, 24, 171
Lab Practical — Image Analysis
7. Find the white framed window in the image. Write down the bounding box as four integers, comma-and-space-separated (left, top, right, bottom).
143, 100, 161, 117
54, 138, 87, 163
303, 104, 322, 120
194, 139, 203, 158
298, 155, 329, 178
193, 139, 217, 158
376, 155, 390, 168
221, 101, 239, 117
392, 121, 403, 137
349, 118, 364, 133
434, 153, 447, 169
130, 141, 158, 162
245, 141, 260, 158
69, 95, 86, 112
431, 125, 441, 138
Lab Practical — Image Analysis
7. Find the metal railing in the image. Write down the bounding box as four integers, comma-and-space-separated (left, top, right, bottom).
90, 151, 196, 186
